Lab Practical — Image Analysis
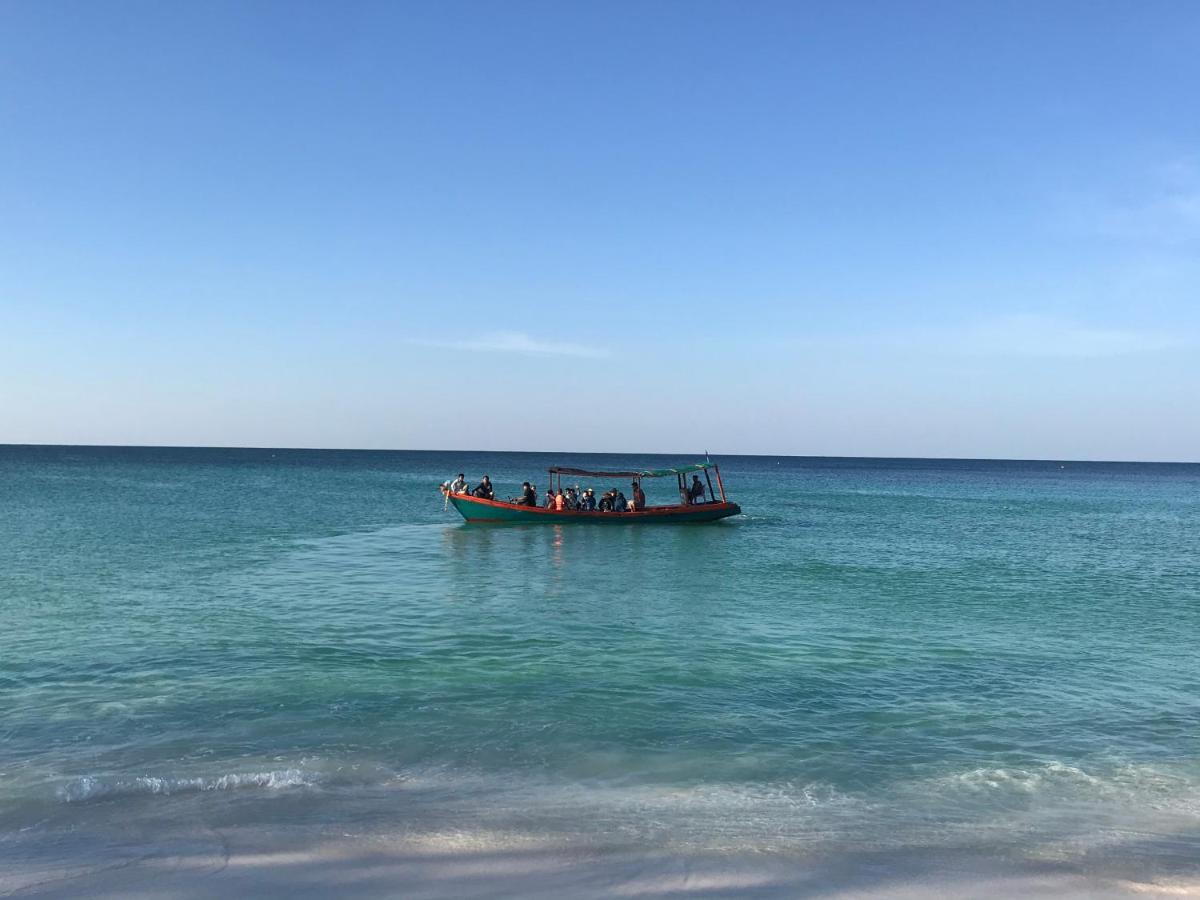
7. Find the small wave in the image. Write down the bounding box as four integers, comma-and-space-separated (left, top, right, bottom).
57, 768, 318, 803
947, 761, 1101, 793
920, 760, 1200, 815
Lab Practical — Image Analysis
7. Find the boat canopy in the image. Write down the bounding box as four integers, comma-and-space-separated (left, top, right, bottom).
548, 462, 714, 479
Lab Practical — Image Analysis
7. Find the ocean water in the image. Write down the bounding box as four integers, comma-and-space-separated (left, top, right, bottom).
3, 446, 1199, 882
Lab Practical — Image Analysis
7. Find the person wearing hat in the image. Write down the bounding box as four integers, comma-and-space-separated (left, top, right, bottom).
597, 490, 614, 512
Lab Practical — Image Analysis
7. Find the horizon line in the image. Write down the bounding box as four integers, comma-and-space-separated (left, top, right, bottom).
1, 442, 1196, 466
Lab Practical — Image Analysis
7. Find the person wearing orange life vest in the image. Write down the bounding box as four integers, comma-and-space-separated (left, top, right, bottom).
554, 490, 566, 511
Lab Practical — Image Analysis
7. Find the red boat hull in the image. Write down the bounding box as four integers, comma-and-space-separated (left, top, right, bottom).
444, 491, 741, 524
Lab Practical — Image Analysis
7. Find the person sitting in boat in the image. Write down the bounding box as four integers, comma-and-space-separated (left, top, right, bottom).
631, 480, 646, 511
513, 482, 537, 506
565, 486, 579, 510
688, 474, 706, 504
449, 473, 468, 494
473, 476, 494, 500
579, 488, 596, 511
554, 490, 566, 511
597, 490, 614, 512
613, 489, 629, 512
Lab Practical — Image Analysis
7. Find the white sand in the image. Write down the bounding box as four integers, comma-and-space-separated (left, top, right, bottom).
5, 822, 1199, 899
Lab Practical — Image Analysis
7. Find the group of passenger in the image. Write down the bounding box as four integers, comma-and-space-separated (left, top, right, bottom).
531, 483, 636, 512
447, 472, 494, 500
444, 472, 709, 511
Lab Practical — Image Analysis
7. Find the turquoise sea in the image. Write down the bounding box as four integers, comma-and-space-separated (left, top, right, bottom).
3, 446, 1199, 885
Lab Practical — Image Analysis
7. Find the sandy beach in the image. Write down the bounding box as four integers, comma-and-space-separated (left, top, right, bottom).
7, 822, 1200, 900
5, 780, 1199, 900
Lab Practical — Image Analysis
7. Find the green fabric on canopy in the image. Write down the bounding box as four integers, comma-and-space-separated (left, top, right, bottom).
548, 463, 712, 479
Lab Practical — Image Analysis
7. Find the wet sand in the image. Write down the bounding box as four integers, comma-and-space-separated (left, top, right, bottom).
6, 821, 1199, 899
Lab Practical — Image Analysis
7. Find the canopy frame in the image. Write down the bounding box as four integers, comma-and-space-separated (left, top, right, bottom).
547, 462, 715, 479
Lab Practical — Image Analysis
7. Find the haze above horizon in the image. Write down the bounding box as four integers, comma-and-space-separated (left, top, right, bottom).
3, 443, 1197, 467
2, 2, 1197, 461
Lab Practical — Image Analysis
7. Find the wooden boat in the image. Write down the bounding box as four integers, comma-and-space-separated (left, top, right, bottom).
441, 461, 742, 524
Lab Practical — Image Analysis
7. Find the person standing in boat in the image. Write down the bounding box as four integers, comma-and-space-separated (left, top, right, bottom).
631, 480, 646, 511
473, 476, 494, 500
688, 474, 706, 504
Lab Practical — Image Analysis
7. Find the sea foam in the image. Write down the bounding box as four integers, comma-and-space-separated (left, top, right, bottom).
57, 768, 317, 803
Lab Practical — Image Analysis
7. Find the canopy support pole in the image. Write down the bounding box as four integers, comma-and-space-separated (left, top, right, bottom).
714, 465, 727, 503
704, 468, 716, 504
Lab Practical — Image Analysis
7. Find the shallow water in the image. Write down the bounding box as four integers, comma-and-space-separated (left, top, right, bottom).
2, 447, 1199, 880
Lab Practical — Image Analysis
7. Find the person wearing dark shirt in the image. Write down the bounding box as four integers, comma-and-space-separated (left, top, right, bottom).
597, 491, 614, 512
473, 476, 494, 500
580, 488, 596, 511
514, 482, 537, 506
688, 475, 706, 504
613, 490, 629, 512
631, 480, 646, 511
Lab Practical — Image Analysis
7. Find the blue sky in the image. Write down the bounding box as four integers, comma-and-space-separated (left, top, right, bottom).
2, 1, 1197, 459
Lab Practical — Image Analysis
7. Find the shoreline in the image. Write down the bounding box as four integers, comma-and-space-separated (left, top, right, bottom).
6, 757, 1200, 898
6, 822, 1198, 899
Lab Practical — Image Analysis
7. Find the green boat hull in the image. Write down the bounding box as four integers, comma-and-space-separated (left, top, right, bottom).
445, 492, 741, 524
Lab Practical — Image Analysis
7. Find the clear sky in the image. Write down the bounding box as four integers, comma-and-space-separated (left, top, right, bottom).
2, 1, 1197, 460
